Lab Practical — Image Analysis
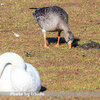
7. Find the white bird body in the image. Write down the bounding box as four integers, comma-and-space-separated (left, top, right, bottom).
0, 64, 13, 91
0, 52, 41, 92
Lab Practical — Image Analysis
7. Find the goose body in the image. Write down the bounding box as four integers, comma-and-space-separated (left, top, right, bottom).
30, 6, 74, 48
0, 52, 41, 92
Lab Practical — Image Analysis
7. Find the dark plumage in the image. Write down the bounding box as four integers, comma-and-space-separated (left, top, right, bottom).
30, 6, 74, 48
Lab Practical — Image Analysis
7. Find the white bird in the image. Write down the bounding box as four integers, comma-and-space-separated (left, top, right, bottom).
0, 52, 41, 92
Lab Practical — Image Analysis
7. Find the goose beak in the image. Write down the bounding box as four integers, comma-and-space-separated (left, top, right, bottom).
68, 41, 72, 49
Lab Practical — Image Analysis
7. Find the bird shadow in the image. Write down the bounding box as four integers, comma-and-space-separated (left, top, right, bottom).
40, 86, 47, 92
47, 37, 66, 45
47, 37, 80, 47
72, 38, 80, 47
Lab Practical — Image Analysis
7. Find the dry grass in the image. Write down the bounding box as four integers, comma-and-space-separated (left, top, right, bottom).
0, 0, 100, 99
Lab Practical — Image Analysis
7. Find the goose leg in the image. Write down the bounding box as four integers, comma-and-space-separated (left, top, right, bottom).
43, 33, 49, 48
42, 29, 49, 48
55, 31, 61, 47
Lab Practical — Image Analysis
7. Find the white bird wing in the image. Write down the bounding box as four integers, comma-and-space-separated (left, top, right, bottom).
25, 63, 41, 92
11, 69, 35, 92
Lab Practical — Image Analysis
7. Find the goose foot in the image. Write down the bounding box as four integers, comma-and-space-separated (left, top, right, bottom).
44, 45, 49, 49
55, 44, 59, 47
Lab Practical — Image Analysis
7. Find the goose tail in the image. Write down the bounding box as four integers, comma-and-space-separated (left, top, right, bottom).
29, 7, 38, 10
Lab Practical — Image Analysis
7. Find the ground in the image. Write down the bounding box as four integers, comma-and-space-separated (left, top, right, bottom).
0, 0, 100, 100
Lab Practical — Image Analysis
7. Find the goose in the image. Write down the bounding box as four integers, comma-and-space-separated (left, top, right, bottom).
0, 52, 41, 92
30, 6, 74, 48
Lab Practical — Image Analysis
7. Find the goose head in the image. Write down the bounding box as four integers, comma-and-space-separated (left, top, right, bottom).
64, 31, 74, 48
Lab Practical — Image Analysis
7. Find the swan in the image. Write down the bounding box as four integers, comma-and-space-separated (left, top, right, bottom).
0, 52, 41, 92
30, 6, 74, 48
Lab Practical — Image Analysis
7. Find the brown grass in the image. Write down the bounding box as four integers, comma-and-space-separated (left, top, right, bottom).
0, 0, 100, 99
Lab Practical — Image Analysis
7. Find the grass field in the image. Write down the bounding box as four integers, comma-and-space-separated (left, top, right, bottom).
0, 0, 100, 99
